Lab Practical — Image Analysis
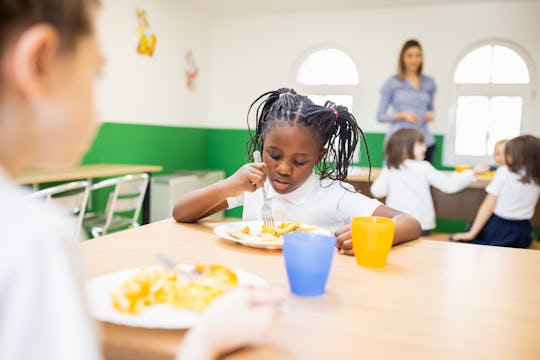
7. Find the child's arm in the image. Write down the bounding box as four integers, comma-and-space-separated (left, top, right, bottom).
450, 193, 497, 241
372, 205, 422, 246
474, 164, 490, 174
425, 163, 474, 194
173, 163, 266, 223
335, 205, 421, 255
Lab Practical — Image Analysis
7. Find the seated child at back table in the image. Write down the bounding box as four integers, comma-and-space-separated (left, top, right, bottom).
370, 129, 485, 235
173, 88, 421, 255
450, 135, 540, 248
492, 139, 508, 168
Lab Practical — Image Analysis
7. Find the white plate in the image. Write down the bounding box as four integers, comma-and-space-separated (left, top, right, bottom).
86, 264, 266, 329
213, 221, 332, 250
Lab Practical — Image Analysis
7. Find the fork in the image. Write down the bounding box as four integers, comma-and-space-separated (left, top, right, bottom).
155, 253, 199, 280
253, 151, 275, 228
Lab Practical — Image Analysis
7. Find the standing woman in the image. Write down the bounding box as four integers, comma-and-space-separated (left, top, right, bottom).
377, 39, 438, 163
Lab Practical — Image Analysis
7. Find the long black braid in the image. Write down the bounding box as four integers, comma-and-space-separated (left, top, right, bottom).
246, 88, 372, 183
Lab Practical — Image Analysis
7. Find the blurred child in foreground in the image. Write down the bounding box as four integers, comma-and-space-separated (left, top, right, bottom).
0, 1, 282, 359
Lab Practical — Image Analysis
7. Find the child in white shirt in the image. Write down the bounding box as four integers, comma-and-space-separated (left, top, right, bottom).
370, 129, 478, 235
174, 88, 422, 255
450, 135, 540, 248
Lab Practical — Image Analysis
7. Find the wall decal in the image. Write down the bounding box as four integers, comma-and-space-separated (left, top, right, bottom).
185, 50, 199, 90
136, 8, 157, 56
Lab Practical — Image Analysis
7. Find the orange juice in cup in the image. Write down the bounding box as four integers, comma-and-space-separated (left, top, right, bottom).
455, 164, 472, 172
351, 216, 395, 267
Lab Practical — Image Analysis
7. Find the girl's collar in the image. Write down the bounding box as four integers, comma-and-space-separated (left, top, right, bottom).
265, 172, 318, 205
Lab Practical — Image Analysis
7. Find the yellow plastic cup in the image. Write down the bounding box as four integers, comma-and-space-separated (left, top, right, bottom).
351, 216, 395, 267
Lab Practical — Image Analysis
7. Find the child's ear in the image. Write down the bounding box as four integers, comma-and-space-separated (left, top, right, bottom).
10, 24, 60, 99
318, 148, 328, 162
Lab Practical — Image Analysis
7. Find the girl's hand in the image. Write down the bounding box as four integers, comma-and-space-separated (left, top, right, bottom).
396, 112, 418, 123
225, 163, 266, 196
424, 111, 435, 123
449, 232, 475, 242
335, 225, 354, 256
474, 164, 490, 174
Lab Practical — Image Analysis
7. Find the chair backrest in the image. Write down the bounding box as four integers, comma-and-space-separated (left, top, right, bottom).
29, 180, 91, 240
91, 173, 149, 233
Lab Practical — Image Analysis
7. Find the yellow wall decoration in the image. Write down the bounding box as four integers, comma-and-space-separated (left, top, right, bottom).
136, 8, 157, 56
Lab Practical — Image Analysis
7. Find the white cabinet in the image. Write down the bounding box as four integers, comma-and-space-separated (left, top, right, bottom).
150, 170, 225, 222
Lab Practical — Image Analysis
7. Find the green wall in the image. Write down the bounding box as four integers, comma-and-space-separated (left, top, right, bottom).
82, 122, 538, 239
84, 123, 449, 178
356, 132, 451, 170
207, 128, 252, 217
81, 123, 209, 221
82, 123, 209, 173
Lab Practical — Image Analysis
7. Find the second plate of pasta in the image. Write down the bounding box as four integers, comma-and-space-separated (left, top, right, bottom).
86, 264, 266, 329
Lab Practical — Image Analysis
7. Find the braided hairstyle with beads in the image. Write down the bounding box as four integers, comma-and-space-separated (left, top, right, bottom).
246, 88, 371, 182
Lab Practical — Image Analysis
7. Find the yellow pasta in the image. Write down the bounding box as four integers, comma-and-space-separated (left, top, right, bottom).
227, 222, 316, 243
111, 264, 237, 314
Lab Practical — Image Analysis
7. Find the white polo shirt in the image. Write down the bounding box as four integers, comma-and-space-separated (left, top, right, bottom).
227, 172, 381, 231
487, 165, 540, 220
370, 160, 474, 230
0, 168, 100, 360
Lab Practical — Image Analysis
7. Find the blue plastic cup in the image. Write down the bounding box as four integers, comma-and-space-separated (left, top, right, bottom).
283, 232, 337, 297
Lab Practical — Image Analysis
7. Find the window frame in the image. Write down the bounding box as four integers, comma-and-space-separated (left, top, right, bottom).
443, 39, 537, 166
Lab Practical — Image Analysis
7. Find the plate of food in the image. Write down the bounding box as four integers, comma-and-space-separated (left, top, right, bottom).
213, 221, 332, 250
86, 263, 266, 329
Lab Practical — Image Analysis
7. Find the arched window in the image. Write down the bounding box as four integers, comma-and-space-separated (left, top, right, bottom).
444, 41, 535, 166
294, 47, 359, 112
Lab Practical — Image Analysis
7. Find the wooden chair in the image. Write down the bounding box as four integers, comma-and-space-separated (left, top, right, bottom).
29, 180, 91, 240
83, 173, 149, 238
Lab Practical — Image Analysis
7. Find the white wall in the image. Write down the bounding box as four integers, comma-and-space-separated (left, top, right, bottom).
207, 1, 540, 137
96, 0, 211, 126
95, 1, 540, 135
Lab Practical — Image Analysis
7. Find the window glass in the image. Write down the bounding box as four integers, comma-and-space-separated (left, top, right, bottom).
307, 95, 353, 112
454, 45, 529, 84
492, 45, 529, 84
455, 96, 489, 156
487, 96, 522, 150
454, 46, 491, 84
447, 42, 531, 165
295, 47, 360, 163
297, 49, 359, 85
455, 96, 521, 156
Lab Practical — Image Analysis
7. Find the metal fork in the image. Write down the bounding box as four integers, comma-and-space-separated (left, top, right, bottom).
155, 253, 199, 280
253, 151, 275, 228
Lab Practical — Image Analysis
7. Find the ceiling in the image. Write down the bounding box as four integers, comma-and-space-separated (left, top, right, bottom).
186, 0, 534, 16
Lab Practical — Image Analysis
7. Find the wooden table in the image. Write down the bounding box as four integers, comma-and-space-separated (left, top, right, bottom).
16, 163, 163, 185
347, 167, 540, 226
81, 219, 540, 359
16, 164, 163, 224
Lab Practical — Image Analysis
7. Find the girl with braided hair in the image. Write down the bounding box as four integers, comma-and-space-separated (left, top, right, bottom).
174, 88, 421, 255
